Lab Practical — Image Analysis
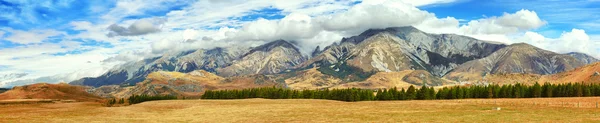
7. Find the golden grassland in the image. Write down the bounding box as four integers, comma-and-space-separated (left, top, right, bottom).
1, 97, 600, 122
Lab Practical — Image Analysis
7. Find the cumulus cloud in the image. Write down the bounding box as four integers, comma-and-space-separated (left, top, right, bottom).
513, 29, 599, 58
1, 29, 64, 44
0, 73, 29, 83
227, 13, 321, 41
556, 29, 593, 54
460, 9, 546, 35
414, 16, 461, 34
514, 31, 549, 48
401, 0, 457, 7
318, 0, 434, 34
210, 0, 552, 54
101, 50, 148, 63
2, 67, 110, 88
219, 0, 456, 54
107, 18, 167, 37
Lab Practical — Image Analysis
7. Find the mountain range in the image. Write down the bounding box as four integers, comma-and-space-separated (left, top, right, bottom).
65, 26, 598, 98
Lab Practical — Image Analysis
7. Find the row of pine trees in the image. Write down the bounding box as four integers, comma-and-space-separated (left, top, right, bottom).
128, 94, 178, 104
202, 86, 375, 102
202, 82, 600, 102
106, 94, 178, 106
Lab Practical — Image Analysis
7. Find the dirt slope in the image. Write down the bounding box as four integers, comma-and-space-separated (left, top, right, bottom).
0, 83, 103, 102
467, 62, 600, 85
111, 70, 282, 98
331, 70, 452, 89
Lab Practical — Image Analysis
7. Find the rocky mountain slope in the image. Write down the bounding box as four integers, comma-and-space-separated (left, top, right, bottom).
465, 62, 600, 85
540, 62, 600, 84
567, 52, 599, 64
0, 83, 103, 102
99, 70, 283, 98
95, 68, 454, 98
300, 26, 506, 82
445, 43, 586, 81
217, 40, 307, 77
72, 40, 305, 87
71, 47, 249, 87
71, 26, 596, 91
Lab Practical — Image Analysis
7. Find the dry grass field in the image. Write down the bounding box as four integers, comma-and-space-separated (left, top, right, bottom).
1, 97, 600, 122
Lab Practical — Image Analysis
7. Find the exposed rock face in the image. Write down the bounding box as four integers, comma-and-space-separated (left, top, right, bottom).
473, 62, 600, 85
301, 26, 506, 78
72, 26, 593, 90
176, 47, 249, 73
72, 40, 305, 87
217, 40, 307, 77
566, 52, 599, 64
362, 27, 506, 76
346, 33, 416, 72
72, 47, 249, 87
446, 43, 586, 81
311, 46, 321, 58
101, 70, 283, 98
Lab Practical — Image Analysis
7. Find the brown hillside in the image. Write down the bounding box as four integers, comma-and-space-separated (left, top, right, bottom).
111, 70, 282, 98
284, 68, 343, 90
470, 62, 600, 85
0, 83, 103, 102
540, 62, 600, 84
331, 70, 452, 89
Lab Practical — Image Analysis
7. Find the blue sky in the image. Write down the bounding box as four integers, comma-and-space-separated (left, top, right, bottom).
0, 0, 599, 87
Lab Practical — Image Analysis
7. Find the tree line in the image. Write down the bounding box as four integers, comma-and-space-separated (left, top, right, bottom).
128, 94, 178, 104
105, 94, 178, 106
202, 82, 600, 102
202, 86, 375, 102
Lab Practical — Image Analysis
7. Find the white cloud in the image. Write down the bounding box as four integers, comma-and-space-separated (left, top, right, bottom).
459, 9, 546, 35
513, 29, 599, 58
2, 28, 64, 44
556, 29, 593, 54
400, 0, 457, 6
227, 13, 321, 41
318, 0, 434, 35
107, 18, 167, 37
414, 16, 461, 34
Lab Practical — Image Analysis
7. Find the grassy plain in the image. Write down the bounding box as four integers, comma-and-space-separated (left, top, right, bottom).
1, 97, 600, 122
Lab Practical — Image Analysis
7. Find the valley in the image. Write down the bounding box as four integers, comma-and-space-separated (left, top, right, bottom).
1, 98, 600, 122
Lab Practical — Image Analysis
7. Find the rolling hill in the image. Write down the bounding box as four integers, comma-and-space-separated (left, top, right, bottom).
0, 83, 104, 102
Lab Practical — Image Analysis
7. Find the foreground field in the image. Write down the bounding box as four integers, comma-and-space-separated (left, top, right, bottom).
1, 98, 600, 122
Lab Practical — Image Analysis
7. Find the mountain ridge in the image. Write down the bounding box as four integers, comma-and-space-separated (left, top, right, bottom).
445, 43, 586, 81
69, 26, 593, 90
